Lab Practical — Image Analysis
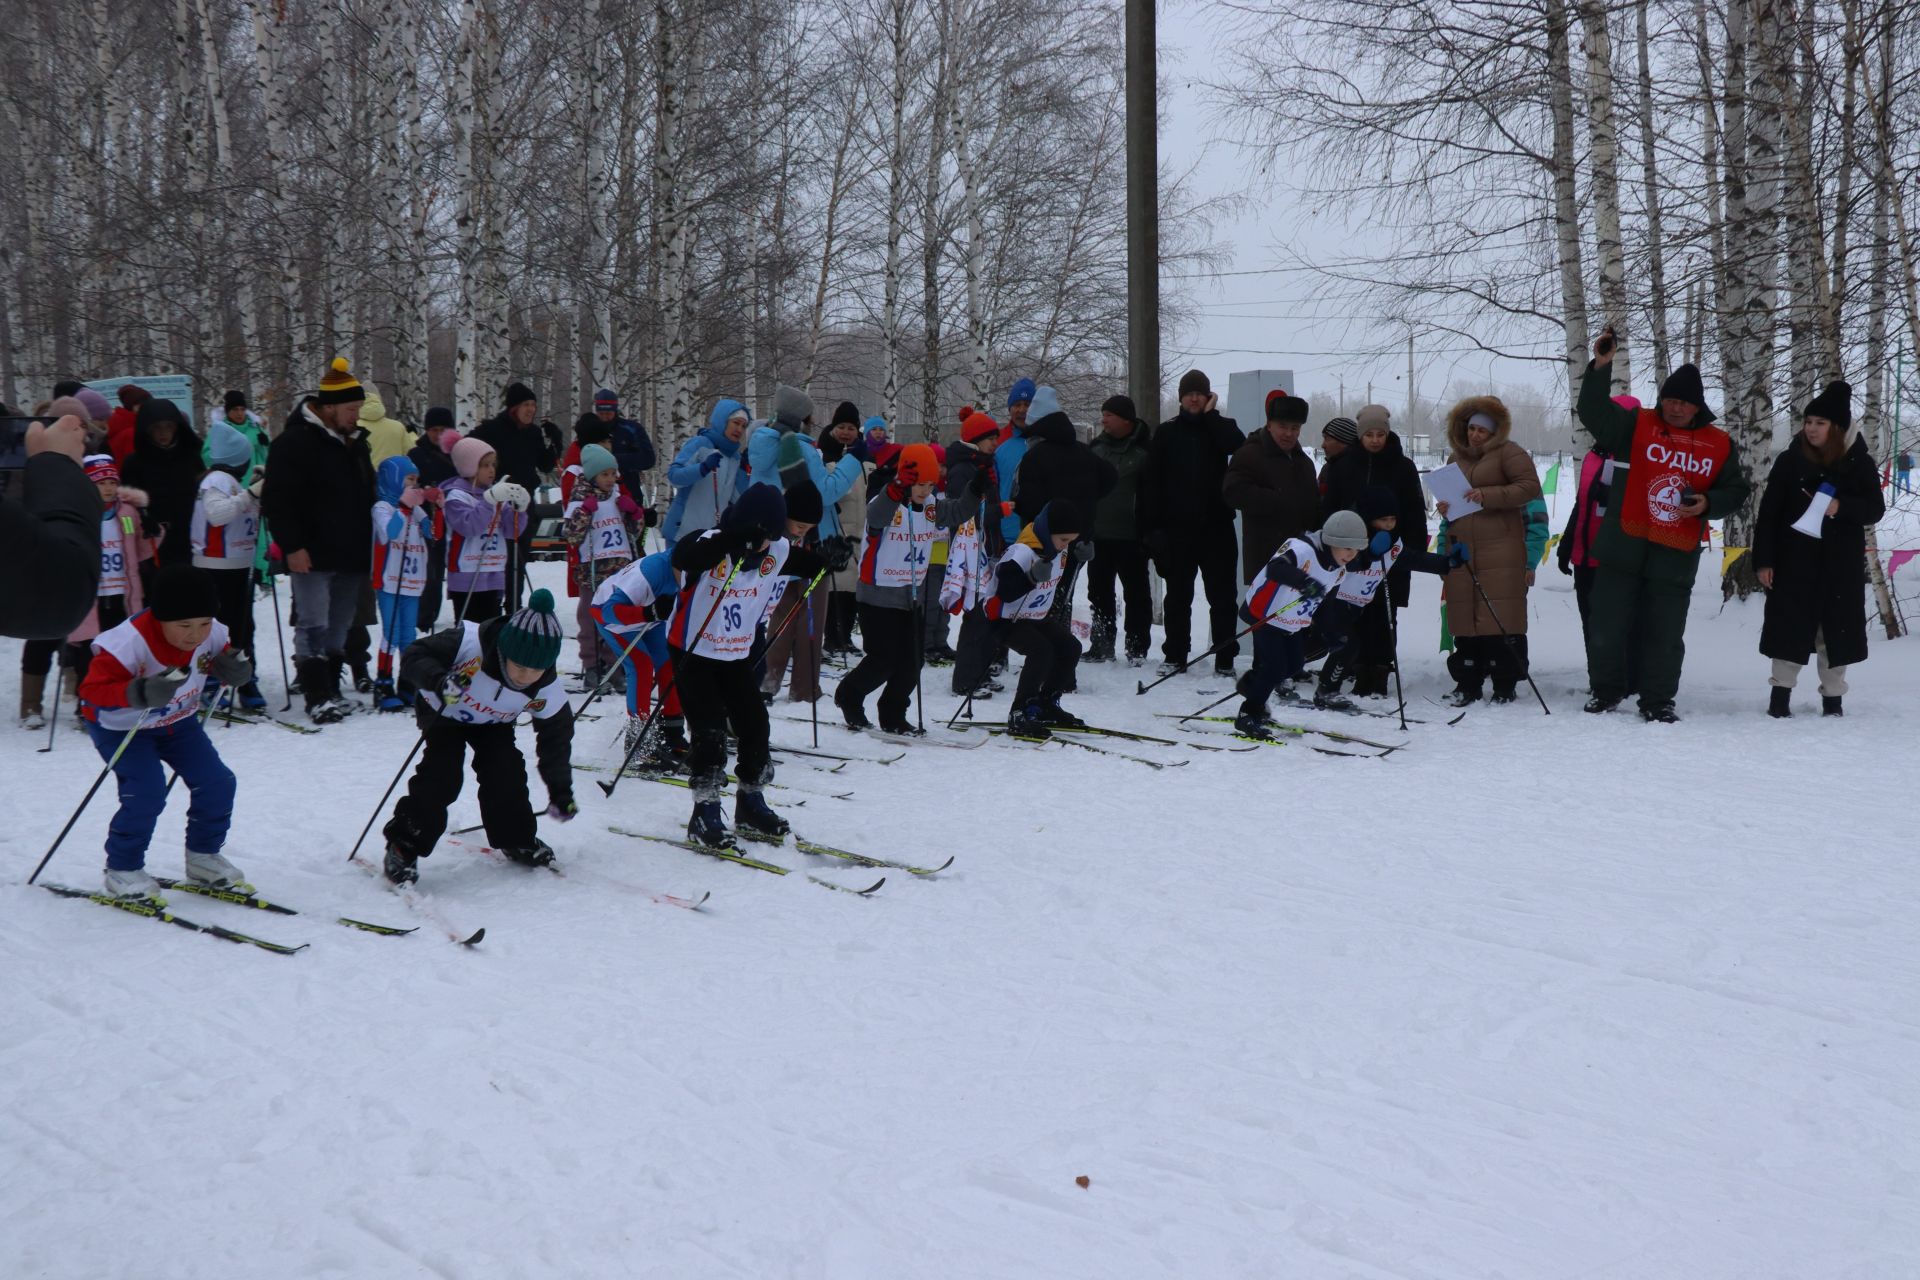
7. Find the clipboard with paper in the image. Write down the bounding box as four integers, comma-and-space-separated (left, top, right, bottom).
1425, 462, 1483, 518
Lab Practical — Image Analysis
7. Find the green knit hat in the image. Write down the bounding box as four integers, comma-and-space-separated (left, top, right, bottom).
497, 589, 563, 670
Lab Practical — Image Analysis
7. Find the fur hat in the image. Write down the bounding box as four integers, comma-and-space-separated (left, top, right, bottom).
1266, 395, 1309, 425
497, 589, 563, 670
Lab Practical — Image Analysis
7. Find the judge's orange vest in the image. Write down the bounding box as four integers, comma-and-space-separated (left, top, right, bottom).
1617, 410, 1732, 551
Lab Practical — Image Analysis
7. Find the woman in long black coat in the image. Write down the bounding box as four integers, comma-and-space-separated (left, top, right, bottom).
1320, 416, 1429, 695
119, 398, 205, 572
1754, 380, 1885, 718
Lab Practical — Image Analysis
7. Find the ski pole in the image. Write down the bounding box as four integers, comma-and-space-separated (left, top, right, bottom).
269, 572, 293, 712
1174, 688, 1240, 724
29, 711, 149, 885
1134, 594, 1309, 696
1384, 592, 1409, 732
912, 600, 926, 734
575, 624, 656, 720
806, 587, 820, 749
37, 665, 63, 754
597, 558, 742, 799
346, 730, 429, 864
1463, 559, 1550, 715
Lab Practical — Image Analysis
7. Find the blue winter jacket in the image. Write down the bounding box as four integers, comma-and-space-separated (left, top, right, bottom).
663, 401, 750, 545
744, 426, 860, 539
996, 429, 1034, 543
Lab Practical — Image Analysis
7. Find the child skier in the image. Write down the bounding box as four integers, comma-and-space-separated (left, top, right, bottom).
562, 442, 645, 691
380, 589, 576, 885
667, 484, 826, 848
590, 549, 688, 770
1233, 509, 1372, 737
986, 499, 1087, 741
371, 455, 439, 711
442, 436, 529, 624
1321, 489, 1452, 703
835, 443, 949, 735
191, 421, 266, 709
76, 565, 253, 899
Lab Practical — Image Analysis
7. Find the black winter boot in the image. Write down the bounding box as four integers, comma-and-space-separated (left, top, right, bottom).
1006, 704, 1052, 740
1640, 701, 1680, 724
835, 686, 872, 730
1822, 695, 1843, 717
1583, 694, 1623, 714
687, 770, 734, 848
501, 839, 556, 867
1768, 687, 1792, 718
1444, 685, 1483, 708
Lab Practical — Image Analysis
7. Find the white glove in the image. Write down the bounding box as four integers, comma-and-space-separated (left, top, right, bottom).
486, 481, 531, 511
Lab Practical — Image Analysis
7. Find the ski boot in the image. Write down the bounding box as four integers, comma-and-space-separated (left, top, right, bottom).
878, 717, 926, 738
303, 657, 350, 724
1583, 694, 1622, 714
1155, 658, 1188, 679
1311, 663, 1353, 711
925, 645, 958, 667
646, 716, 691, 772
19, 672, 46, 730
184, 850, 248, 890
1006, 703, 1053, 741
1822, 695, 1843, 717
1639, 701, 1680, 724
237, 680, 268, 710
1213, 655, 1236, 678
1233, 702, 1276, 739
501, 839, 556, 868
103, 868, 163, 900
734, 784, 790, 845
375, 678, 406, 713
1489, 684, 1518, 705
1036, 697, 1085, 729
380, 818, 421, 884
1443, 684, 1483, 709
687, 772, 736, 849
349, 657, 374, 694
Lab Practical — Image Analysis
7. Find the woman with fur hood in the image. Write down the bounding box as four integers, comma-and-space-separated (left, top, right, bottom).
1433, 396, 1542, 706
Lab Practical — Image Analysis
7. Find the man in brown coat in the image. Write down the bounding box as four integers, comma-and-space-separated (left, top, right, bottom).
1224, 392, 1322, 585
1434, 396, 1542, 705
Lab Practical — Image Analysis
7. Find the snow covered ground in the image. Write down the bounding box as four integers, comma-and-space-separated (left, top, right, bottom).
5, 494, 1918, 1278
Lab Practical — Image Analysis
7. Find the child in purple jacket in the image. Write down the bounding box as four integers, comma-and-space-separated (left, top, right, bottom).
442, 437, 530, 623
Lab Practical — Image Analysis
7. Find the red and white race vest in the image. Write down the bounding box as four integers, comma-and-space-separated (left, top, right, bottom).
427, 621, 567, 726
667, 534, 793, 661
190, 472, 259, 569
568, 487, 636, 564
90, 617, 232, 730
1336, 539, 1401, 607
1244, 536, 1345, 632
985, 542, 1064, 622
859, 501, 940, 589
938, 517, 993, 615
99, 509, 133, 596
372, 502, 431, 596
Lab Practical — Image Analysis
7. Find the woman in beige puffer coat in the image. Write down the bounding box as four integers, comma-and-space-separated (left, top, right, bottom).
1435, 395, 1542, 705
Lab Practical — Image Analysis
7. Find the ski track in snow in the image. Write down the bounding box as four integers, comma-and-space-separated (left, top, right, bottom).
4, 502, 1918, 1278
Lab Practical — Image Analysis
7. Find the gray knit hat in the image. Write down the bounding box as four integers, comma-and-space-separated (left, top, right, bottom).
1323, 417, 1360, 445
1320, 510, 1370, 550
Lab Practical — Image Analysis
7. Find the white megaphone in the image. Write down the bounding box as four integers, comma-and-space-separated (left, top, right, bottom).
1790, 482, 1837, 539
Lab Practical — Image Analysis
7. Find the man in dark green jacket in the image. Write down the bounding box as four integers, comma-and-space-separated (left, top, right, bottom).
1086, 396, 1154, 663
1576, 329, 1751, 722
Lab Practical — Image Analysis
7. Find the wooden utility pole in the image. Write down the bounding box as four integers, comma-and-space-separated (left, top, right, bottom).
1125, 0, 1159, 421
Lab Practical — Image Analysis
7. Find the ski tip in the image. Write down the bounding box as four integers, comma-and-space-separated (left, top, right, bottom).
859, 877, 885, 896
460, 927, 487, 947
917, 856, 956, 875
1446, 712, 1467, 726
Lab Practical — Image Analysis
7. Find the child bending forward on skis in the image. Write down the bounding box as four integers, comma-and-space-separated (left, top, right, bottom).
380, 589, 576, 885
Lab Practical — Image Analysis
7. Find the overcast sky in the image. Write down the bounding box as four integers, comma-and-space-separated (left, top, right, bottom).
1156, 0, 1560, 417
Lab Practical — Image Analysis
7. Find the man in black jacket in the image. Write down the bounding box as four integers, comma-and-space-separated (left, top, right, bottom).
1, 414, 99, 640
1140, 369, 1245, 675
1011, 386, 1117, 627
263, 357, 376, 722
473, 382, 556, 610
590, 388, 658, 495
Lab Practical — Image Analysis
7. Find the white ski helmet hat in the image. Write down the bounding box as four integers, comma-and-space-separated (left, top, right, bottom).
1321, 510, 1371, 550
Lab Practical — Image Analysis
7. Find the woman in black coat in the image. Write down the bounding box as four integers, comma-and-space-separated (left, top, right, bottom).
1754, 380, 1885, 718
119, 398, 204, 571
1320, 421, 1429, 696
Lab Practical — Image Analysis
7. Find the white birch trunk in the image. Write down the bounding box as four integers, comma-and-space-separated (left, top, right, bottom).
1545, 0, 1590, 421
194, 0, 258, 395
880, 0, 912, 426
453, 0, 482, 426
953, 77, 988, 411
1633, 1, 1672, 381
249, 0, 303, 408
578, 0, 614, 409
1579, 0, 1630, 394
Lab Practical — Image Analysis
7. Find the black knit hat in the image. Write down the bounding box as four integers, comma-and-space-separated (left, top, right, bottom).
783, 478, 824, 525
573, 412, 611, 445
150, 565, 220, 622
502, 382, 537, 410
1177, 369, 1211, 399
1803, 380, 1852, 430
1357, 485, 1398, 523
1042, 499, 1087, 536
424, 406, 455, 431
1101, 394, 1137, 421
830, 400, 861, 428
1656, 364, 1714, 421
224, 389, 248, 411
724, 484, 787, 541
1267, 395, 1309, 425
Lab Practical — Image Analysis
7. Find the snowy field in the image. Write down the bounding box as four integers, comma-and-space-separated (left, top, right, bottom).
5, 487, 1918, 1279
